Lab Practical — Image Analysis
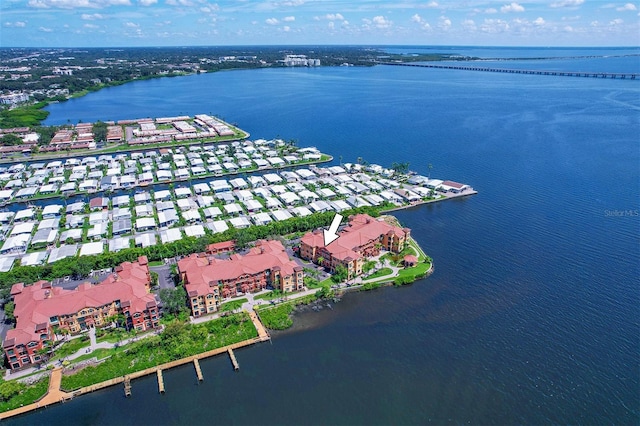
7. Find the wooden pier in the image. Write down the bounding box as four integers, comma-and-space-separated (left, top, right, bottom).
157, 370, 165, 394
228, 348, 239, 371
380, 62, 639, 80
123, 376, 131, 397
193, 359, 204, 382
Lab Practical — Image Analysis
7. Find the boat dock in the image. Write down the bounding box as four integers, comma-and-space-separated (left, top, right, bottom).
157, 370, 165, 394
228, 348, 239, 371
0, 310, 270, 420
124, 376, 131, 397
193, 359, 203, 382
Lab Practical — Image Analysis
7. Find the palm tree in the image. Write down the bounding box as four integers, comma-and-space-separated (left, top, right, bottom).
428, 163, 433, 179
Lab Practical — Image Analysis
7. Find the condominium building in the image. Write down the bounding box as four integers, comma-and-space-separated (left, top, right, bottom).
2, 257, 158, 370
299, 214, 411, 280
178, 240, 304, 317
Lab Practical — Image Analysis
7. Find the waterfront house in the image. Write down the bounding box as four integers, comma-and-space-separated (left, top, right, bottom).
15, 187, 37, 199
42, 204, 63, 218
15, 208, 34, 221
134, 192, 151, 204
79, 179, 98, 192
154, 190, 172, 201
0, 189, 14, 202
174, 187, 192, 198
193, 183, 210, 195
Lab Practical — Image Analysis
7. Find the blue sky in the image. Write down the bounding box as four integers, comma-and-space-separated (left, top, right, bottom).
1, 0, 639, 47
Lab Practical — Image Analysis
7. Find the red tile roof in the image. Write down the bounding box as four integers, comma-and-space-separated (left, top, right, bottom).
180, 240, 300, 297
4, 257, 154, 348
301, 214, 409, 261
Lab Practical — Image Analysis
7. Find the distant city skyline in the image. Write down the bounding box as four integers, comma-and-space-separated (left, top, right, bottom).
1, 0, 639, 47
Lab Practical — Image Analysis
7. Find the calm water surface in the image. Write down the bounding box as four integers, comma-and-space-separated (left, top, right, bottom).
19, 48, 640, 425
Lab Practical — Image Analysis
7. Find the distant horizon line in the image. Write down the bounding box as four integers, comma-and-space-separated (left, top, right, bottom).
1, 44, 638, 50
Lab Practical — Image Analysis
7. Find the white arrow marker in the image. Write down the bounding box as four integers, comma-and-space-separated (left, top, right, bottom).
323, 213, 343, 246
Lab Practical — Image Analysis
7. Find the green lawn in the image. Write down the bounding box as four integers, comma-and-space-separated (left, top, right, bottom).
0, 376, 49, 412
219, 298, 248, 312
52, 337, 90, 360
365, 267, 393, 280
61, 312, 257, 391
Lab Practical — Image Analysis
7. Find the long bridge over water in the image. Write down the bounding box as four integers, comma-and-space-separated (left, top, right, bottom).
379, 62, 639, 80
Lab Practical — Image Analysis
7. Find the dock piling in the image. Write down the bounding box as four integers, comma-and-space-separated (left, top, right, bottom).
194, 359, 204, 382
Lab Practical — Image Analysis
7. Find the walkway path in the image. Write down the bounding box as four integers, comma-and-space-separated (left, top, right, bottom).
0, 368, 72, 420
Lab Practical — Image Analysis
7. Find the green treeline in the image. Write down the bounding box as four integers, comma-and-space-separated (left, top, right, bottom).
0, 205, 390, 293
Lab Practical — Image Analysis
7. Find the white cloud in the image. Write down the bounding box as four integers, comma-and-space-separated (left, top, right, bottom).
426, 1, 438, 8
438, 16, 451, 30
282, 25, 290, 31
83, 23, 99, 28
39, 26, 53, 32
616, 3, 637, 11
411, 14, 431, 30
326, 13, 344, 21
372, 15, 391, 29
563, 25, 574, 32
328, 21, 335, 29
550, 0, 584, 7
283, 16, 295, 22
124, 21, 138, 27
501, 2, 525, 13
265, 18, 279, 25
139, 0, 156, 5
28, 0, 131, 8
279, 0, 304, 5
533, 17, 545, 25
485, 8, 498, 14
609, 18, 623, 24
5, 21, 27, 27
81, 13, 103, 19
166, 0, 196, 6
462, 19, 476, 31
481, 18, 509, 33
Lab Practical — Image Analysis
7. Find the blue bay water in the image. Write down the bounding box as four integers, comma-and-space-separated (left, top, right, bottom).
20, 49, 640, 425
